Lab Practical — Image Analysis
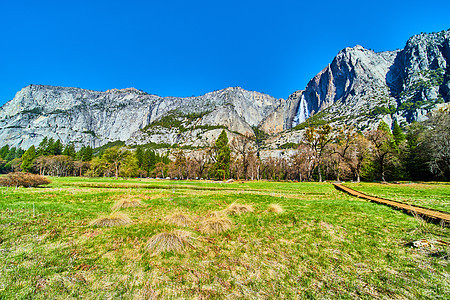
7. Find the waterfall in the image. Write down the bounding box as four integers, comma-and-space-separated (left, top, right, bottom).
292, 95, 310, 126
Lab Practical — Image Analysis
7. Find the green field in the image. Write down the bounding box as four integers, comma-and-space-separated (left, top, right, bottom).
345, 182, 450, 213
0, 178, 449, 299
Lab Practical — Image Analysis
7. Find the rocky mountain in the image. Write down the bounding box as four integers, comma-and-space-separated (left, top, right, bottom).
281, 29, 450, 132
1, 29, 448, 150
0, 85, 281, 150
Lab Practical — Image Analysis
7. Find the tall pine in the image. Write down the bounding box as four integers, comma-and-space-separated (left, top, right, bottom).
392, 120, 405, 146
21, 145, 36, 172
214, 130, 231, 180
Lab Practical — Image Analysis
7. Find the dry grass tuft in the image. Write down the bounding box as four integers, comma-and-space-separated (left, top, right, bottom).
268, 204, 284, 213
111, 197, 142, 211
199, 217, 232, 234
204, 210, 226, 219
165, 212, 193, 227
146, 230, 194, 254
226, 203, 254, 215
89, 212, 132, 227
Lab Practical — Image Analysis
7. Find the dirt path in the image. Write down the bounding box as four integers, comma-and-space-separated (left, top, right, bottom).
333, 183, 450, 226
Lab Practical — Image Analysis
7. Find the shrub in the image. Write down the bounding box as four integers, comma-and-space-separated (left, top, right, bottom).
0, 172, 51, 187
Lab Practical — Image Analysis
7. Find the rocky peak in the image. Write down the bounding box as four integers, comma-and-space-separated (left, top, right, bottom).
285, 29, 450, 131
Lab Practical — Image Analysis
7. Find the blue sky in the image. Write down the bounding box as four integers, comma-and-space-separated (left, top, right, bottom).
0, 0, 449, 106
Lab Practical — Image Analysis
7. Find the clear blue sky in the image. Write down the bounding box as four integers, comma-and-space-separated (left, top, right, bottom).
0, 0, 449, 106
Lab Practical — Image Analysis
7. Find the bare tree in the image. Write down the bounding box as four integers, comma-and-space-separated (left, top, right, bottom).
366, 129, 395, 182
335, 129, 371, 182
303, 125, 333, 182
230, 135, 255, 180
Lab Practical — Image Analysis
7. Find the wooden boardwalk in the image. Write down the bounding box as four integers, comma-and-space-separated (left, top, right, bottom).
333, 183, 450, 226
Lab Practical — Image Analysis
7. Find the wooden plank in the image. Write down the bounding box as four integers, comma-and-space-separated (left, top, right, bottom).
333, 183, 450, 225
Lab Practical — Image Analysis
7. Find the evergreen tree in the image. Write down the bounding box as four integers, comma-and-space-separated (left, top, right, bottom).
21, 145, 36, 172
37, 137, 49, 156
135, 147, 144, 168
82, 146, 93, 161
377, 120, 391, 134
15, 148, 24, 159
52, 139, 63, 155
392, 120, 405, 146
213, 130, 231, 180
63, 144, 77, 159
46, 138, 55, 155
6, 147, 16, 162
76, 146, 86, 161
46, 138, 62, 155
0, 145, 9, 160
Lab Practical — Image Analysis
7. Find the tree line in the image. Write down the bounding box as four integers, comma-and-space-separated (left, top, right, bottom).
0, 109, 448, 182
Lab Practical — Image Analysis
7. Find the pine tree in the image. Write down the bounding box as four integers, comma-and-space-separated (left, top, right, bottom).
0, 145, 9, 160
46, 138, 55, 155
6, 147, 16, 162
53, 139, 63, 155
37, 137, 48, 156
82, 146, 93, 161
377, 120, 391, 134
21, 145, 36, 172
392, 120, 405, 146
76, 146, 86, 161
62, 144, 77, 159
135, 147, 144, 168
214, 130, 231, 180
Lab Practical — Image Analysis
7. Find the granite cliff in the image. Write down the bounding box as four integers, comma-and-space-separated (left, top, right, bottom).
0, 85, 281, 149
0, 29, 448, 150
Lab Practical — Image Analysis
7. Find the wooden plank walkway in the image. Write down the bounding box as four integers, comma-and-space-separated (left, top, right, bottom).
333, 183, 450, 226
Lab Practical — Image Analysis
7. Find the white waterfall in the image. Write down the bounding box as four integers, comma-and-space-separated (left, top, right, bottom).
292, 95, 310, 126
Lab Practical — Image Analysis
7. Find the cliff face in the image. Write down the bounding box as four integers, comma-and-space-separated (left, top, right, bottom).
285, 29, 450, 130
0, 85, 281, 149
1, 30, 449, 150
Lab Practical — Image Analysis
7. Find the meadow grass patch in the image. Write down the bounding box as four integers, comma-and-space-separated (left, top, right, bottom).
0, 179, 449, 298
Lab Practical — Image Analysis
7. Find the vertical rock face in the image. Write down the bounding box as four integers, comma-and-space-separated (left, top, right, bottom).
286, 29, 450, 129
0, 85, 281, 149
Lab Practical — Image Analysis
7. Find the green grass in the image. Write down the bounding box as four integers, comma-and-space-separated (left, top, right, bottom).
0, 178, 449, 298
345, 182, 450, 212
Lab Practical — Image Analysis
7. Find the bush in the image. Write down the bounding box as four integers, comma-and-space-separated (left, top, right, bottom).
0, 172, 51, 187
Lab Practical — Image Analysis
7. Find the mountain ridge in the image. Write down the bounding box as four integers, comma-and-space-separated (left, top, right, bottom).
1, 29, 449, 150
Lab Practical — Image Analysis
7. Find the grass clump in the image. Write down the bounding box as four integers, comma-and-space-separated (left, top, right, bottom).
111, 196, 142, 211
268, 203, 284, 213
0, 172, 51, 187
199, 217, 232, 234
146, 230, 194, 254
204, 210, 226, 219
165, 212, 193, 227
89, 212, 132, 227
226, 203, 254, 215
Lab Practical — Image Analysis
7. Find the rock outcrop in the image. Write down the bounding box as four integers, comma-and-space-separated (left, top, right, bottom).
0, 85, 281, 149
1, 29, 449, 150
286, 29, 450, 130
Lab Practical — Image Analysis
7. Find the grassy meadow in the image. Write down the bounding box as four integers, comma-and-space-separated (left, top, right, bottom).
345, 182, 450, 213
0, 178, 449, 299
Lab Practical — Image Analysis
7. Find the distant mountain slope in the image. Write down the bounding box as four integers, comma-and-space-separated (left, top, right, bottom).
0, 85, 281, 149
280, 29, 449, 131
1, 29, 449, 150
